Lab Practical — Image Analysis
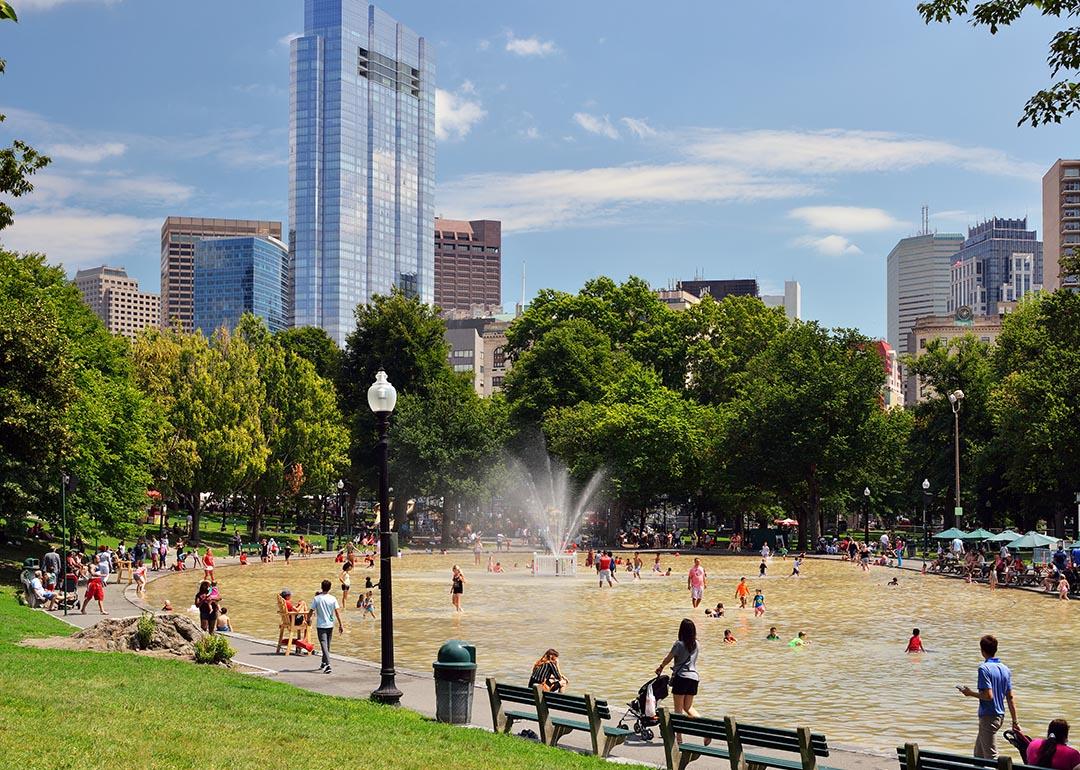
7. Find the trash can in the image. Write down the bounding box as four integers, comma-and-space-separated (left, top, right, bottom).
433, 640, 476, 724
906, 542, 916, 558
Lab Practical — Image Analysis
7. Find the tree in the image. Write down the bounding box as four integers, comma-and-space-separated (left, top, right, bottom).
238, 315, 348, 538
683, 294, 789, 405
991, 291, 1080, 535
725, 324, 887, 549
132, 327, 267, 541
276, 325, 342, 383
904, 335, 998, 528
544, 363, 715, 539
390, 371, 509, 546
918, 0, 1080, 125
0, 4, 51, 230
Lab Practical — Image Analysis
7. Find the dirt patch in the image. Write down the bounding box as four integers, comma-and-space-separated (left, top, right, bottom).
25, 614, 206, 656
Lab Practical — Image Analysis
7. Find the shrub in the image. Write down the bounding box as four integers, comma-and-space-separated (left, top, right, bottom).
135, 613, 155, 650
194, 634, 235, 665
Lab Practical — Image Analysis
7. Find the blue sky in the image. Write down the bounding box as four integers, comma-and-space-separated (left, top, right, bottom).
0, 0, 1075, 338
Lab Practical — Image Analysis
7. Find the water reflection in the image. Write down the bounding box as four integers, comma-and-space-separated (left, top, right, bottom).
145, 554, 1078, 754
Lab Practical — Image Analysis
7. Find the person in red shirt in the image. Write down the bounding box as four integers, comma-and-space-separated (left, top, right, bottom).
597, 552, 613, 587
906, 628, 924, 653
81, 573, 107, 615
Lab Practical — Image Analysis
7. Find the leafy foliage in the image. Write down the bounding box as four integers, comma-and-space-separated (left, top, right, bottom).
917, 0, 1080, 125
193, 634, 235, 665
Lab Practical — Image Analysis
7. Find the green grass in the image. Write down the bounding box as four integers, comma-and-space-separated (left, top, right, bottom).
0, 591, 642, 770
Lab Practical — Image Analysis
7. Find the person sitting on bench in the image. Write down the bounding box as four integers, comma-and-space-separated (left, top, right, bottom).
529, 649, 568, 693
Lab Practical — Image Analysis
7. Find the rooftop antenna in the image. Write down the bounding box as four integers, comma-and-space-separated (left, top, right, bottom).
920, 204, 930, 236
516, 260, 526, 317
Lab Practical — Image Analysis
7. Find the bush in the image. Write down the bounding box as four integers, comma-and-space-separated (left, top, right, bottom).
135, 613, 155, 650
193, 634, 235, 665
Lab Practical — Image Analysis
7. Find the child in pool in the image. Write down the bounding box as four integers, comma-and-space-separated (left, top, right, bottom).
723, 629, 737, 644
705, 602, 725, 617
766, 627, 780, 640
906, 628, 924, 652
752, 589, 766, 616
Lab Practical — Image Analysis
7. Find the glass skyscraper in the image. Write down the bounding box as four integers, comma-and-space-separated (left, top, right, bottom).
947, 217, 1043, 317
289, 1, 435, 346
193, 236, 290, 335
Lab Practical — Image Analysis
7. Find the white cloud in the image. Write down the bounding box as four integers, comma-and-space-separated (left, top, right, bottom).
2, 208, 158, 270
279, 32, 301, 48
439, 164, 817, 233
47, 142, 126, 163
573, 112, 620, 140
30, 171, 193, 207
686, 128, 1040, 179
16, 0, 120, 9
477, 39, 491, 51
793, 234, 863, 257
621, 117, 656, 139
435, 87, 486, 142
789, 205, 901, 233
520, 126, 541, 141
505, 33, 558, 57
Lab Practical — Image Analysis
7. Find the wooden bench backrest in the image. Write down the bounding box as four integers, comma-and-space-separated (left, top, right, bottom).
667, 712, 730, 741
542, 692, 611, 719
897, 745, 1030, 770
494, 683, 537, 707
738, 721, 830, 757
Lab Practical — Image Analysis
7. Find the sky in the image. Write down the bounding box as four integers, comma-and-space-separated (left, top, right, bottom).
0, 0, 1075, 338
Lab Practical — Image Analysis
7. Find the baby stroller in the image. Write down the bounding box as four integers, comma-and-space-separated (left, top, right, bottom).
616, 674, 670, 741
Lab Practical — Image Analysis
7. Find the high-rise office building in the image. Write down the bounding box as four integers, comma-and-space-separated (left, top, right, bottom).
434, 218, 501, 313
947, 217, 1042, 316
676, 278, 759, 302
1042, 159, 1080, 291
74, 266, 160, 339
160, 217, 282, 331
193, 236, 290, 335
761, 280, 802, 320
886, 232, 964, 359
290, 1, 435, 346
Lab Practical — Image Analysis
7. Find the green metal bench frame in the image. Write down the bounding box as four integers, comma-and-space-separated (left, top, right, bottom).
485, 678, 540, 735
538, 689, 633, 757
897, 743, 1043, 770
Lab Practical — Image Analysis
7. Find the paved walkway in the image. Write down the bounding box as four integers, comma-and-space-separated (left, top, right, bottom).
47, 552, 906, 769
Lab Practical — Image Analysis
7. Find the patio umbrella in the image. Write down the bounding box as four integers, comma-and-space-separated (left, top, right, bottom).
933, 527, 968, 540
986, 530, 1021, 543
1005, 531, 1059, 550
962, 528, 994, 541
774, 518, 799, 527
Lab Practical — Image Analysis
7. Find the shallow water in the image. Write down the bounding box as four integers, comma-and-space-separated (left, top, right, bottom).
145, 553, 1078, 754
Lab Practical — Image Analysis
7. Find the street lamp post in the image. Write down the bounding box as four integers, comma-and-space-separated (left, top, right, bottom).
863, 487, 871, 543
337, 479, 346, 545
61, 471, 69, 616
921, 479, 931, 553
368, 370, 402, 706
948, 389, 965, 528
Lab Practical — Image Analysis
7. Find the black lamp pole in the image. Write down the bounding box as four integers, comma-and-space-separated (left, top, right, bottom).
922, 480, 931, 553
61, 472, 68, 616
371, 409, 402, 705
863, 488, 871, 544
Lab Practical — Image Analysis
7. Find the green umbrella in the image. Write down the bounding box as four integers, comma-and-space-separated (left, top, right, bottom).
1005, 531, 1059, 550
933, 527, 968, 540
962, 528, 994, 541
986, 530, 1021, 543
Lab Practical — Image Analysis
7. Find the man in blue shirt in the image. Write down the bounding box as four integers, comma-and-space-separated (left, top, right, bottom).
307, 579, 344, 674
958, 634, 1021, 759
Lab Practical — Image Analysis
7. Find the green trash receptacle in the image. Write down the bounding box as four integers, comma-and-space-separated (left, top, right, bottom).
433, 640, 476, 724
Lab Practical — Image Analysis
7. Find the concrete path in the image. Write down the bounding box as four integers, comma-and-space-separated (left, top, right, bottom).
47, 552, 905, 769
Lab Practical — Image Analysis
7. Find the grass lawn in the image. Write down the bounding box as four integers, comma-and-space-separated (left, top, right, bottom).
0, 590, 641, 770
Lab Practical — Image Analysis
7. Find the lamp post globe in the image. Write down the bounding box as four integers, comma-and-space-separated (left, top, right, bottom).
863, 487, 871, 543
368, 369, 401, 705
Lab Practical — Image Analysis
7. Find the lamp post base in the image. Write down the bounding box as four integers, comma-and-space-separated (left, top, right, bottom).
371, 675, 403, 705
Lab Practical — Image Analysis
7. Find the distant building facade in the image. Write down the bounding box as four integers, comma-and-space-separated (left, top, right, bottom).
74, 266, 160, 339
446, 326, 484, 394
193, 236, 290, 335
655, 288, 701, 311
947, 217, 1042, 317
445, 316, 512, 396
160, 217, 282, 331
873, 340, 903, 410
434, 218, 501, 313
906, 311, 1005, 403
887, 233, 964, 358
1042, 159, 1080, 291
290, 1, 435, 346
761, 280, 802, 320
676, 278, 759, 302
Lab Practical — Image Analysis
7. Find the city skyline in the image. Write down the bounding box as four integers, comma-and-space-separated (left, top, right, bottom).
0, 0, 1076, 338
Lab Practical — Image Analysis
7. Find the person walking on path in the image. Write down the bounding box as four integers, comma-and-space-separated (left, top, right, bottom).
308, 579, 344, 674
202, 548, 215, 581
687, 558, 707, 608
957, 634, 1020, 759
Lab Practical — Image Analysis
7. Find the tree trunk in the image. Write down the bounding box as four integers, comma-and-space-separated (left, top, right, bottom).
441, 496, 454, 549
1054, 506, 1066, 539
250, 502, 264, 542
184, 492, 202, 544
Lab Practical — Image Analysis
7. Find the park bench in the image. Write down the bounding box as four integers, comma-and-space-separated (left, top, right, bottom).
896, 743, 1041, 770
538, 690, 632, 757
658, 710, 837, 770
486, 679, 540, 735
